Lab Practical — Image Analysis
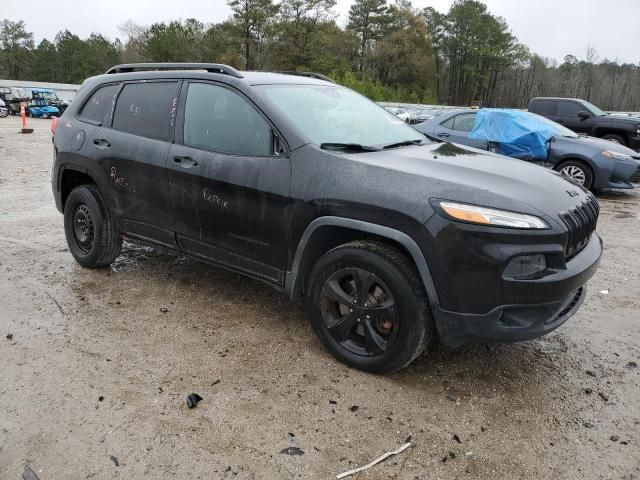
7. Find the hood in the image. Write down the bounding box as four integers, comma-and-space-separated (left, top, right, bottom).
348, 142, 591, 226
564, 135, 640, 157
602, 114, 640, 127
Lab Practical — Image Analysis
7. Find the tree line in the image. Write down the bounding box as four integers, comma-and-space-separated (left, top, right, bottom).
1, 0, 639, 111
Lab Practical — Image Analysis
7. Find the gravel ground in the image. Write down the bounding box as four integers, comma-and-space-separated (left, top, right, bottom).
1, 116, 639, 480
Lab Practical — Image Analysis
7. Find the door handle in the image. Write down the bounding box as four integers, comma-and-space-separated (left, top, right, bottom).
92, 138, 111, 149
438, 132, 450, 138
173, 156, 199, 168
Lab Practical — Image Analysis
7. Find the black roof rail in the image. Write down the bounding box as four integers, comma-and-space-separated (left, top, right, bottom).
105, 63, 243, 78
274, 71, 335, 83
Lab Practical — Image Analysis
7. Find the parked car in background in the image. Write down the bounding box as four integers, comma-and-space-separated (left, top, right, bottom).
415, 109, 640, 190
529, 97, 640, 150
384, 106, 410, 122
52, 63, 602, 373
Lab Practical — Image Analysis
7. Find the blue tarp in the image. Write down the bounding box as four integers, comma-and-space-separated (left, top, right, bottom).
468, 109, 557, 160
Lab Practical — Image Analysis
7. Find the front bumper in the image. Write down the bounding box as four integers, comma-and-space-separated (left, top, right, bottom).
432, 232, 602, 347
593, 156, 640, 189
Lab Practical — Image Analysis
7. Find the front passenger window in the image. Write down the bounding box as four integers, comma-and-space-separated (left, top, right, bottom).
184, 83, 272, 156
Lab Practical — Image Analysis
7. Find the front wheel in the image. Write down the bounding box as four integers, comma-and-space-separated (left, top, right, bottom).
305, 241, 433, 373
64, 185, 122, 267
602, 134, 626, 146
557, 160, 594, 190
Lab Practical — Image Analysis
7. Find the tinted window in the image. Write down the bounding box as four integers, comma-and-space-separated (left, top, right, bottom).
184, 82, 272, 156
452, 113, 476, 132
534, 100, 555, 116
557, 101, 582, 118
441, 116, 455, 129
112, 82, 178, 141
79, 84, 119, 125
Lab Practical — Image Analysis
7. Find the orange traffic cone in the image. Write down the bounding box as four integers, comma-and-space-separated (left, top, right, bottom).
20, 102, 33, 134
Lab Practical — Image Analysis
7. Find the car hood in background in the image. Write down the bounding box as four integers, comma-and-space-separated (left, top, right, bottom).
560, 135, 640, 157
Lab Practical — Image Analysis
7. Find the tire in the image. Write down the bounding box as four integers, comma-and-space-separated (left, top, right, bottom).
64, 185, 122, 268
305, 240, 434, 373
602, 134, 626, 146
0, 109, 8, 118
556, 160, 594, 190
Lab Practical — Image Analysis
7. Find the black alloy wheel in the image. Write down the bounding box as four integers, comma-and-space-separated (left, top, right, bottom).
319, 267, 400, 356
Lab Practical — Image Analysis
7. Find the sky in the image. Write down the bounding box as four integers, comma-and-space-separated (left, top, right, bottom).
4, 0, 639, 64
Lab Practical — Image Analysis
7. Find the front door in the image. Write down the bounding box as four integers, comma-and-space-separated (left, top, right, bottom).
167, 81, 291, 285
556, 100, 594, 134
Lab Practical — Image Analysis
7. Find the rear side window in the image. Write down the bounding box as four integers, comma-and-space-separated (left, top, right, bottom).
79, 84, 119, 125
533, 100, 556, 116
112, 82, 178, 141
441, 116, 455, 129
452, 113, 476, 132
557, 101, 582, 118
183, 82, 272, 156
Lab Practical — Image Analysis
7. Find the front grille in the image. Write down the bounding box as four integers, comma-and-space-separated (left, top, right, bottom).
631, 165, 640, 184
559, 194, 599, 259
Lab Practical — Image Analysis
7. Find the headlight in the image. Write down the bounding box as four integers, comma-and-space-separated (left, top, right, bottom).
437, 201, 549, 229
601, 150, 632, 160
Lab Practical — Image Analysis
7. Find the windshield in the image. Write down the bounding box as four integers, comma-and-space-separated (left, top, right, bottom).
257, 84, 425, 148
528, 112, 579, 138
581, 100, 607, 117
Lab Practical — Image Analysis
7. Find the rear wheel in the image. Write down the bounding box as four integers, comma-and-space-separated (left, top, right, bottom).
557, 160, 594, 190
64, 185, 122, 268
602, 134, 626, 146
305, 240, 433, 373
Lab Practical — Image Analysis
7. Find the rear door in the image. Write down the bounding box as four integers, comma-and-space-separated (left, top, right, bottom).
167, 81, 291, 285
85, 80, 180, 248
433, 113, 486, 149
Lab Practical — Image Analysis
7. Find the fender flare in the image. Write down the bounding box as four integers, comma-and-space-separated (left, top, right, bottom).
284, 216, 441, 309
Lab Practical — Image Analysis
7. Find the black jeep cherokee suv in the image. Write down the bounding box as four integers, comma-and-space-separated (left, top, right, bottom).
52, 63, 603, 373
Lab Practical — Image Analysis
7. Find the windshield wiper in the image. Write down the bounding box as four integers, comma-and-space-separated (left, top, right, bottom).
382, 139, 423, 149
320, 142, 380, 152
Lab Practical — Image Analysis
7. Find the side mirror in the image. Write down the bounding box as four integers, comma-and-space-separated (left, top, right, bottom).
578, 111, 590, 120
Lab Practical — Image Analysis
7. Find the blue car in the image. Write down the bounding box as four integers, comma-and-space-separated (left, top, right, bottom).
415, 108, 640, 190
27, 88, 61, 119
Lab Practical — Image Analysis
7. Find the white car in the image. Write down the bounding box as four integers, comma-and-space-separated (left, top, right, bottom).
385, 106, 410, 122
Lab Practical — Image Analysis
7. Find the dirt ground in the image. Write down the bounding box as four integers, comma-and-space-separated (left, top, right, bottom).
0, 115, 639, 480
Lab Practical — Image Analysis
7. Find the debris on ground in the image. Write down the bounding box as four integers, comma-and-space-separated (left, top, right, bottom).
350, 405, 359, 412
453, 434, 462, 444
586, 370, 596, 377
626, 361, 638, 369
599, 289, 609, 295
584, 388, 593, 394
6, 333, 13, 340
445, 394, 459, 403
329, 400, 337, 405
280, 447, 304, 456
159, 307, 168, 313
211, 379, 220, 386
598, 392, 609, 402
336, 442, 411, 479
610, 435, 619, 442
22, 465, 41, 480
186, 393, 203, 409
582, 421, 596, 429
109, 456, 119, 467
98, 396, 104, 402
